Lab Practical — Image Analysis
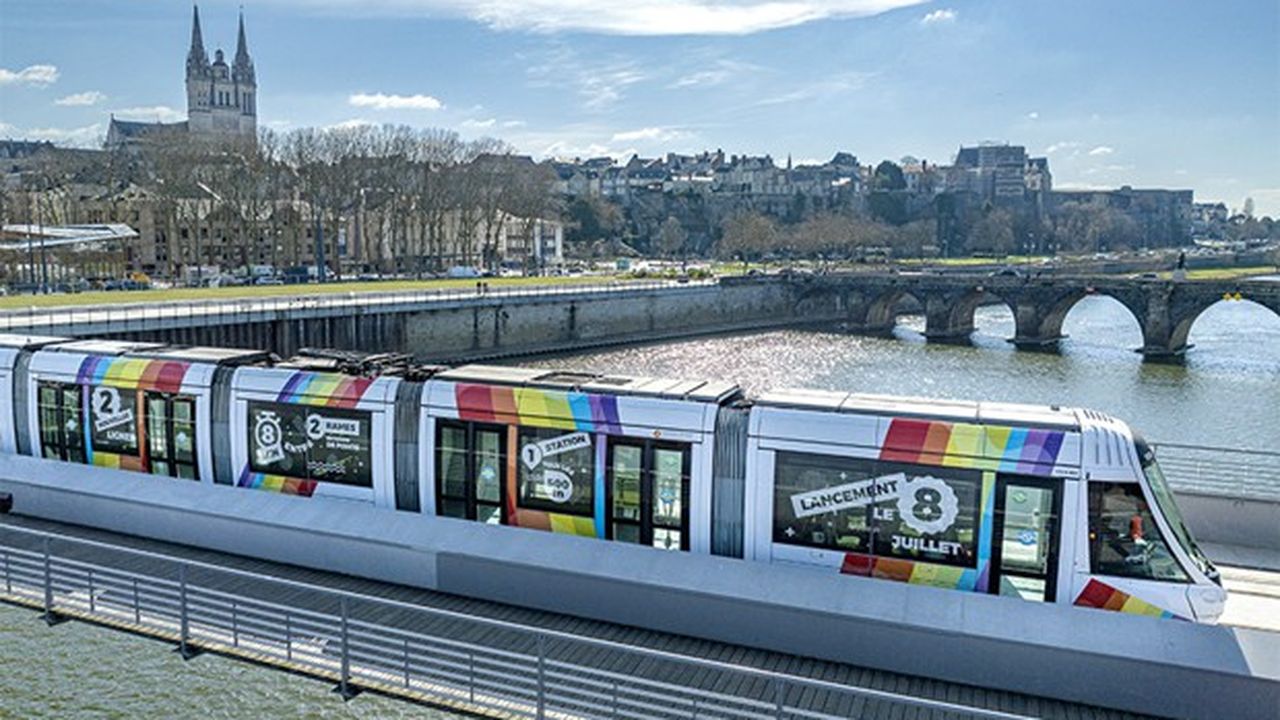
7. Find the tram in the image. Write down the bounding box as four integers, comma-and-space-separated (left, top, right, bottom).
0, 334, 1225, 623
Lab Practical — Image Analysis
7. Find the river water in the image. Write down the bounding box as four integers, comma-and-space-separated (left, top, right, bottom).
517, 292, 1280, 451
2, 287, 1277, 717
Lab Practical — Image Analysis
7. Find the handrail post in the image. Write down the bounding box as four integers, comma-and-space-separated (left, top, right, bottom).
132, 578, 140, 625
285, 612, 292, 661
335, 595, 358, 700
41, 536, 65, 626
773, 677, 785, 720
3, 549, 9, 595
536, 633, 547, 718
88, 568, 95, 613
177, 562, 198, 659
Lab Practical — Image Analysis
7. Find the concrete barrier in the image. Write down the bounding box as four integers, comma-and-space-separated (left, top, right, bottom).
1177, 491, 1280, 553
0, 455, 1276, 720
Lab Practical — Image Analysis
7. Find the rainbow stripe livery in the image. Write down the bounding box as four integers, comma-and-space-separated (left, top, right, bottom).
76, 356, 190, 394
455, 383, 622, 433
237, 467, 318, 497
276, 372, 375, 408
1074, 579, 1182, 620
880, 419, 1065, 476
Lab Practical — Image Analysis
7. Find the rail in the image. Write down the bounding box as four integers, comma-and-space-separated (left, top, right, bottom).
0, 523, 1031, 720
1153, 442, 1280, 501
0, 278, 719, 334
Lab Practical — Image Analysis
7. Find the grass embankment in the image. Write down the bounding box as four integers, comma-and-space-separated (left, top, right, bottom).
0, 275, 623, 311
1159, 266, 1278, 281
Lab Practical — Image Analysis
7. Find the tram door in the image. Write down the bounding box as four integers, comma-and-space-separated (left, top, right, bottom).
990, 476, 1062, 602
607, 440, 691, 551
437, 423, 507, 525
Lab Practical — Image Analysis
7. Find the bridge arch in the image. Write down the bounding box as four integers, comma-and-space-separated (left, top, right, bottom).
1169, 296, 1280, 353
1030, 288, 1148, 347
939, 289, 1017, 340
864, 288, 926, 333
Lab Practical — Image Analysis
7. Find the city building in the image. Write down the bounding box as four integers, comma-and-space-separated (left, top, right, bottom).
105, 6, 257, 151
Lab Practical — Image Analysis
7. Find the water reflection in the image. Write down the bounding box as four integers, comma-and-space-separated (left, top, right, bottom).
516, 298, 1280, 450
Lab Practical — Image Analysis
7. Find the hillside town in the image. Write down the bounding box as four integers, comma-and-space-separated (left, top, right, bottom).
0, 7, 1274, 290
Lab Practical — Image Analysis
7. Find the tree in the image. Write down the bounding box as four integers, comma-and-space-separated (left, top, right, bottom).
656, 216, 687, 259
970, 209, 1016, 256
872, 160, 906, 191
718, 211, 777, 266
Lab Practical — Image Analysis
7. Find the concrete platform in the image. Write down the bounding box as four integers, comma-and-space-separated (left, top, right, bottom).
1, 514, 1146, 720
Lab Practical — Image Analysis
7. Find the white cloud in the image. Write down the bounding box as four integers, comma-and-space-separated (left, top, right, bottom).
25, 123, 104, 147
55, 91, 107, 106
348, 92, 443, 111
502, 120, 527, 128
1088, 145, 1114, 156
462, 117, 498, 129
526, 48, 648, 110
754, 71, 874, 106
0, 64, 59, 87
670, 59, 761, 88
1026, 111, 1039, 120
1045, 141, 1081, 154
113, 106, 186, 123
0, 122, 16, 135
340, 0, 928, 36
920, 8, 957, 24
611, 126, 687, 143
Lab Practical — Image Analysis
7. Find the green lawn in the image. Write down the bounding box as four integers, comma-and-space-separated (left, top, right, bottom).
1158, 266, 1279, 281
0, 274, 626, 311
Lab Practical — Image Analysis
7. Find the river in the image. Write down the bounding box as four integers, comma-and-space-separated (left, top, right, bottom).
516, 292, 1280, 450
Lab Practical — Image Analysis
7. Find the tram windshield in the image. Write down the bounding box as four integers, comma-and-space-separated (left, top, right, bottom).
1134, 436, 1218, 581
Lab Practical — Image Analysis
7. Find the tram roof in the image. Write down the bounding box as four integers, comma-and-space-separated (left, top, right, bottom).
439, 364, 741, 403
756, 389, 1079, 430
44, 339, 168, 356
0, 333, 69, 349
128, 346, 274, 366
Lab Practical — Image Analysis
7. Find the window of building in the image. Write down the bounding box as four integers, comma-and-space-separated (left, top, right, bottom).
517, 427, 594, 516
1088, 482, 1188, 582
773, 451, 982, 569
38, 382, 85, 463
246, 400, 373, 487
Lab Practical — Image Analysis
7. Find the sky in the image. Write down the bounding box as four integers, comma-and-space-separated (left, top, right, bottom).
1, 0, 1277, 215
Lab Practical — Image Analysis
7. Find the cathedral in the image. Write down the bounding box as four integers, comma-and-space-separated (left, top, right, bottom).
105, 6, 257, 150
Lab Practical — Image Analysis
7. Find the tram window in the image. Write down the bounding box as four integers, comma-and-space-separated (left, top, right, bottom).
651, 447, 686, 551
89, 385, 140, 456
517, 427, 594, 516
773, 451, 981, 569
438, 423, 469, 517
145, 393, 199, 480
1088, 482, 1188, 582
611, 445, 643, 542
247, 400, 373, 487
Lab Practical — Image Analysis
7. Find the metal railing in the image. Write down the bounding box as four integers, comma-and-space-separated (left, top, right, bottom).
0, 523, 1030, 720
1153, 442, 1280, 501
0, 278, 718, 334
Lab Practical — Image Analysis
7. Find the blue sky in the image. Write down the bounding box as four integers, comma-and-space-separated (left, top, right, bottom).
2, 0, 1277, 214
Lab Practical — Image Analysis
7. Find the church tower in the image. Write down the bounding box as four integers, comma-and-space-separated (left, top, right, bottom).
184, 5, 256, 142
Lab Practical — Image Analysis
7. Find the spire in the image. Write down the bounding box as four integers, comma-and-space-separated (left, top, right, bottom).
232, 7, 255, 85
187, 4, 209, 75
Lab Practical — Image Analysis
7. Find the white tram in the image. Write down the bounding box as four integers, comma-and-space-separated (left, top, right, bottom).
0, 334, 1225, 623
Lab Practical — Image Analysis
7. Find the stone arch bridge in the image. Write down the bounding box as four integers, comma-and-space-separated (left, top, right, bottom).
786, 272, 1280, 360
